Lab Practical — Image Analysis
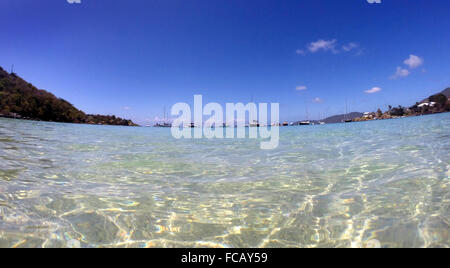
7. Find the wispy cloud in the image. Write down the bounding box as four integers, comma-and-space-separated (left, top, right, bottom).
121, 106, 132, 110
296, 85, 307, 91
308, 39, 338, 53
312, 97, 323, 103
403, 54, 424, 69
342, 42, 359, 52
390, 67, 410, 79
365, 87, 382, 94
297, 39, 361, 55
296, 49, 306, 55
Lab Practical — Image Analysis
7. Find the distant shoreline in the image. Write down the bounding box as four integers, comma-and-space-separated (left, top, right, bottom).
0, 114, 141, 127
2, 111, 449, 128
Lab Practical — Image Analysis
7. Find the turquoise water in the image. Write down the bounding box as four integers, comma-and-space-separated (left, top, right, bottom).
0, 113, 449, 248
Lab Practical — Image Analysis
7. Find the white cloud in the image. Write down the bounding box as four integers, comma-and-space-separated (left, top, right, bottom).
403, 54, 423, 69
365, 87, 382, 94
312, 97, 323, 103
121, 106, 131, 110
308, 39, 338, 53
297, 39, 361, 55
390, 67, 410, 79
296, 86, 307, 91
342, 42, 359, 52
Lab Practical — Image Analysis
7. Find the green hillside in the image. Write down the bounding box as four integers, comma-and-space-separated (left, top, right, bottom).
0, 67, 137, 126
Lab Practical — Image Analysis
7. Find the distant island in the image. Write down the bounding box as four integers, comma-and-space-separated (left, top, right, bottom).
0, 67, 138, 126
353, 88, 450, 122
292, 112, 364, 125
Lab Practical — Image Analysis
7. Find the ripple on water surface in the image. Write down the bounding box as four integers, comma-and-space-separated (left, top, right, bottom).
0, 114, 449, 248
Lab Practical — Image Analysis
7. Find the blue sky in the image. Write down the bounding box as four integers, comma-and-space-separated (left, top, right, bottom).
1, 0, 449, 124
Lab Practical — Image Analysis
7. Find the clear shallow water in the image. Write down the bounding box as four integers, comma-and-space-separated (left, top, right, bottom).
0, 114, 449, 248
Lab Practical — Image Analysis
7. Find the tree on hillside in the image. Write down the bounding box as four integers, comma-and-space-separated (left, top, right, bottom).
377, 108, 383, 118
390, 106, 405, 117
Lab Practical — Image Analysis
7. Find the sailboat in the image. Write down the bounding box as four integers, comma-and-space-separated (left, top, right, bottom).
299, 101, 311, 125
317, 112, 325, 125
154, 106, 171, 127
343, 101, 352, 123
249, 120, 259, 127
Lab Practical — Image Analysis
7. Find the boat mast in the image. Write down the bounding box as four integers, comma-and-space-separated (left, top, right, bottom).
305, 100, 309, 121
163, 105, 166, 124
345, 100, 348, 121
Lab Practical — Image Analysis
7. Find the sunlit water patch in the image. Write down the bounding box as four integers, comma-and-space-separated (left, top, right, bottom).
0, 113, 449, 248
